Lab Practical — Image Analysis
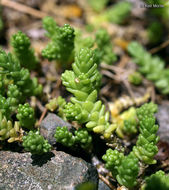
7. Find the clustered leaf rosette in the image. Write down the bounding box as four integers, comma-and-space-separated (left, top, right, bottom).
74, 128, 92, 149
22, 130, 51, 155
0, 112, 22, 143
54, 126, 75, 147
61, 48, 116, 138
102, 149, 124, 177
11, 31, 38, 70
16, 103, 36, 130
133, 103, 159, 164
54, 126, 92, 150
116, 153, 139, 188
128, 41, 169, 94
42, 16, 75, 64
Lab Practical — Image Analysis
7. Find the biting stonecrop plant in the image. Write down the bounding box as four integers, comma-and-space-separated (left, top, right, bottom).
0, 111, 22, 143
61, 48, 116, 138
11, 31, 38, 70
95, 28, 117, 65
42, 16, 75, 65
54, 126, 92, 150
16, 103, 36, 130
22, 131, 51, 155
142, 170, 169, 190
128, 41, 169, 94
42, 16, 117, 66
0, 31, 52, 155
102, 102, 159, 189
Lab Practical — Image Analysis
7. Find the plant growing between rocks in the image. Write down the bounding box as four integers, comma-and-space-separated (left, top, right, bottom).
0, 13, 169, 190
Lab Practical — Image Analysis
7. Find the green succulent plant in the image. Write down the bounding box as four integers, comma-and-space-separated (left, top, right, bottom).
22, 130, 51, 155
54, 126, 92, 149
95, 28, 117, 65
128, 41, 169, 94
74, 29, 94, 54
143, 170, 169, 190
74, 128, 92, 149
11, 31, 38, 70
0, 49, 42, 98
16, 103, 36, 130
102, 149, 124, 177
42, 16, 75, 65
46, 96, 67, 120
62, 48, 116, 138
54, 126, 75, 147
0, 112, 22, 143
116, 153, 139, 188
147, 22, 163, 44
133, 103, 159, 164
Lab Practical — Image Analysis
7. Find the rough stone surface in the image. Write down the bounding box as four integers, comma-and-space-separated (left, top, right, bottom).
98, 180, 111, 190
40, 113, 73, 145
156, 104, 169, 143
0, 150, 98, 190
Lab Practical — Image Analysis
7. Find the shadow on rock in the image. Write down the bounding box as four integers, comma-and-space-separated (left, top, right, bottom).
31, 152, 55, 166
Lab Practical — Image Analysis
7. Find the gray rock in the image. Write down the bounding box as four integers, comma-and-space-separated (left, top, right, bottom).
156, 103, 169, 143
0, 150, 98, 190
98, 180, 111, 190
40, 113, 73, 145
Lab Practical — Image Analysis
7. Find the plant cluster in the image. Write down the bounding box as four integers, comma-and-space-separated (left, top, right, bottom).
11, 31, 38, 70
143, 170, 169, 190
42, 16, 75, 65
0, 31, 51, 155
95, 28, 117, 65
16, 103, 36, 130
42, 16, 117, 66
22, 131, 51, 155
54, 126, 92, 149
0, 111, 22, 143
61, 48, 116, 138
128, 41, 169, 94
0, 14, 168, 189
102, 103, 159, 189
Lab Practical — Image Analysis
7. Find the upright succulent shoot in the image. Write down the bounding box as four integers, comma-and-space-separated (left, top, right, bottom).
16, 103, 36, 130
11, 31, 38, 70
62, 48, 116, 138
42, 16, 75, 65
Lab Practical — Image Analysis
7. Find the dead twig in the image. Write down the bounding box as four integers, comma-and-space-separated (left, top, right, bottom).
149, 39, 169, 54
101, 63, 125, 73
122, 80, 135, 99
99, 174, 116, 190
38, 108, 47, 126
1, 0, 48, 18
